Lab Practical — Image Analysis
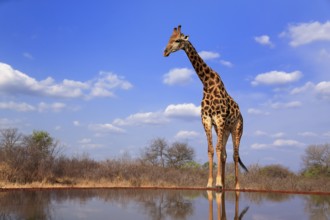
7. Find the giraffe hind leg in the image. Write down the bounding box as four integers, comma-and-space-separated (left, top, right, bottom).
220, 130, 229, 189
231, 118, 248, 189
214, 123, 230, 189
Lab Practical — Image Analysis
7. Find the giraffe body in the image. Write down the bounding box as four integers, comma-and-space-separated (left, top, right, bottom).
164, 25, 248, 189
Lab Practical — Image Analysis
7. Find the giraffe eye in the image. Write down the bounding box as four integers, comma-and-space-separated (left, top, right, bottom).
175, 39, 181, 43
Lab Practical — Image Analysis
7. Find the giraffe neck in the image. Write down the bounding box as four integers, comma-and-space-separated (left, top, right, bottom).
183, 41, 220, 88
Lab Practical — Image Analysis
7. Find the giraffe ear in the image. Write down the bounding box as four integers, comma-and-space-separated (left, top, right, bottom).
184, 35, 189, 41
177, 25, 182, 33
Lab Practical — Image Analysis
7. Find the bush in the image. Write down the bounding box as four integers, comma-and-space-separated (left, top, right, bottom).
259, 164, 293, 179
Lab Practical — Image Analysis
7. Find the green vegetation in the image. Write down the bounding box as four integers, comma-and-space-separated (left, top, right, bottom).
301, 143, 330, 178
0, 128, 329, 192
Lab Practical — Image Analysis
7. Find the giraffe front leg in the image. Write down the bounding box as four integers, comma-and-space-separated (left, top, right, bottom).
214, 118, 228, 189
215, 149, 222, 188
202, 115, 214, 188
215, 148, 227, 189
207, 150, 214, 188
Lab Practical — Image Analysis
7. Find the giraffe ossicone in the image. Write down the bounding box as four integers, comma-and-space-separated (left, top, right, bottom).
164, 25, 248, 189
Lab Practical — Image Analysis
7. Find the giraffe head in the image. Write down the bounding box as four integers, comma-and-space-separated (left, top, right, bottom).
163, 25, 189, 57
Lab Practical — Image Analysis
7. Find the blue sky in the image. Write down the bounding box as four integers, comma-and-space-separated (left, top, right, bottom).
1, 0, 330, 171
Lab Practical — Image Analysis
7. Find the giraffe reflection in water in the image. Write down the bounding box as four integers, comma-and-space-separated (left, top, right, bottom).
207, 191, 249, 220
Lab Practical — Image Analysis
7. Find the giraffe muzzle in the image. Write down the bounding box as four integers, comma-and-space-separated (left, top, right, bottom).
163, 49, 170, 57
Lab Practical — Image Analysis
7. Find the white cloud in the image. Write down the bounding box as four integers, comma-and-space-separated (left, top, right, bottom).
198, 51, 220, 60
54, 126, 61, 131
113, 112, 167, 126
319, 48, 330, 60
0, 101, 35, 112
219, 60, 233, 67
323, 131, 330, 137
273, 139, 304, 147
251, 143, 268, 149
298, 132, 318, 137
164, 103, 200, 119
62, 79, 89, 89
252, 139, 304, 150
0, 101, 67, 112
270, 101, 302, 109
254, 130, 268, 136
112, 103, 201, 127
291, 82, 315, 94
73, 121, 80, 126
97, 72, 132, 90
315, 81, 330, 96
198, 50, 232, 67
0, 118, 21, 128
0, 62, 132, 99
0, 62, 43, 95
291, 81, 330, 99
254, 35, 274, 47
89, 123, 126, 134
89, 87, 113, 98
88, 71, 132, 98
38, 102, 66, 112
252, 70, 302, 86
175, 130, 200, 140
253, 130, 285, 138
247, 108, 270, 115
163, 68, 194, 85
271, 132, 285, 138
78, 138, 92, 144
23, 52, 34, 60
282, 21, 330, 47
78, 138, 103, 149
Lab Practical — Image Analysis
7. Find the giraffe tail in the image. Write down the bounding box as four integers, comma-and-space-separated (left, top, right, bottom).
238, 156, 249, 172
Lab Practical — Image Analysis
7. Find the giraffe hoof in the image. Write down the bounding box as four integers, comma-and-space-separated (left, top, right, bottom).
215, 185, 223, 191
207, 179, 213, 188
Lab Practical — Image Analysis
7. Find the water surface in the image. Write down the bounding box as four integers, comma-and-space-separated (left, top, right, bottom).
0, 189, 329, 219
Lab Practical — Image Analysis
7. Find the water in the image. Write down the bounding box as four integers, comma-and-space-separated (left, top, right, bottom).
0, 189, 329, 220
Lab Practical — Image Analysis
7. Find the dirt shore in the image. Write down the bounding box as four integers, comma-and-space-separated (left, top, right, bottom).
1, 184, 329, 195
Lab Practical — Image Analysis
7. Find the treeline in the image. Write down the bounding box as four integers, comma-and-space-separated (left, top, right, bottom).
0, 129, 204, 187
0, 128, 329, 191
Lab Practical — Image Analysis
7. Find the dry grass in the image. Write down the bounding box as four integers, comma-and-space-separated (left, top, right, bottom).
0, 158, 207, 189
1, 130, 329, 193
239, 164, 330, 192
1, 157, 329, 192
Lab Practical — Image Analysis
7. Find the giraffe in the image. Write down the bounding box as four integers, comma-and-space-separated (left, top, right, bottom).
163, 25, 248, 189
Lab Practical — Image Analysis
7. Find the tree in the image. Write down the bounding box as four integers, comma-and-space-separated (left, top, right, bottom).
0, 128, 22, 162
0, 128, 22, 149
26, 130, 57, 158
165, 142, 195, 168
141, 138, 196, 168
141, 138, 168, 167
22, 130, 60, 181
0, 129, 61, 182
302, 143, 330, 177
